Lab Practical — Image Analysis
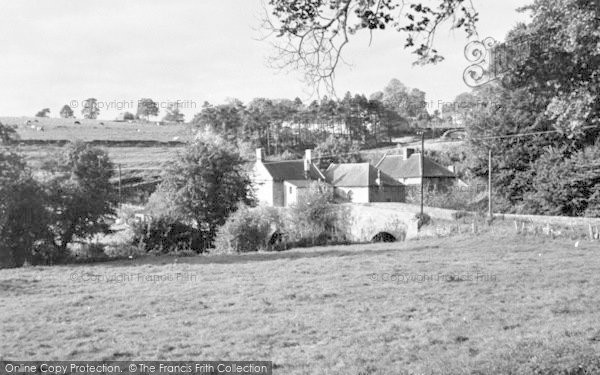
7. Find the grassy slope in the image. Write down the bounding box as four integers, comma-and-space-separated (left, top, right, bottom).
2, 234, 600, 374
1, 116, 194, 142
2, 116, 190, 180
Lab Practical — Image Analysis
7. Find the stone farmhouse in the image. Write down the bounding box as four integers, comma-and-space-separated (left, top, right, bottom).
252, 148, 406, 207
375, 148, 460, 190
252, 149, 327, 207
324, 163, 404, 203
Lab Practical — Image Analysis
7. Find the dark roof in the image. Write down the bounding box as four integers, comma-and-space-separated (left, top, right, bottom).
325, 163, 403, 187
262, 160, 325, 181
376, 153, 457, 179
285, 180, 313, 188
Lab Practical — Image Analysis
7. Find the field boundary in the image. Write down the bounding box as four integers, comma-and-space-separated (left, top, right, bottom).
10, 139, 187, 147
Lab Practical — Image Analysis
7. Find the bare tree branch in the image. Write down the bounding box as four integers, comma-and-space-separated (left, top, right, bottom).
259, 0, 478, 95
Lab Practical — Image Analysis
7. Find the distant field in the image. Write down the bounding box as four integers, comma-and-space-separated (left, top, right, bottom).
0, 116, 195, 142
1, 234, 599, 374
18, 145, 182, 171
2, 116, 191, 183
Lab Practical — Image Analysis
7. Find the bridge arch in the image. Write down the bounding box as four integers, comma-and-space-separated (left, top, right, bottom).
371, 232, 397, 243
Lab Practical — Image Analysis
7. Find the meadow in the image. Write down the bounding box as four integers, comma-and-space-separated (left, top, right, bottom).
2, 233, 599, 374
1, 116, 194, 142
2, 117, 190, 184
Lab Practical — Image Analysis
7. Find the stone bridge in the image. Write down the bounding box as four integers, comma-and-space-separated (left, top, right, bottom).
342, 203, 456, 242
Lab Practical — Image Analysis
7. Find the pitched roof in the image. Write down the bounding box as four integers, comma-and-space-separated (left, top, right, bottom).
376, 153, 457, 179
324, 163, 403, 187
285, 180, 313, 188
262, 160, 325, 181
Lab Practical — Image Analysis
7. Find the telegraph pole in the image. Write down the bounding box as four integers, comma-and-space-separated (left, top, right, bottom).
488, 149, 493, 220
419, 131, 425, 216
118, 164, 122, 205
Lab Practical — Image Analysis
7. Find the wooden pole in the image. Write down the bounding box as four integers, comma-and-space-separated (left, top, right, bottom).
118, 164, 122, 205
488, 149, 493, 220
420, 132, 425, 217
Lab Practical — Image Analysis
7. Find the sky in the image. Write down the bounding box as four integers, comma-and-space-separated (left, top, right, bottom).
0, 0, 532, 120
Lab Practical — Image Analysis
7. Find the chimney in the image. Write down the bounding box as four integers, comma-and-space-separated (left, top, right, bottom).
403, 147, 415, 160
255, 148, 263, 163
304, 149, 312, 179
376, 169, 383, 190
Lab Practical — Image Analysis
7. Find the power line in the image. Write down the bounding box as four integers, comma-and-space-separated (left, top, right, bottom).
259, 125, 600, 165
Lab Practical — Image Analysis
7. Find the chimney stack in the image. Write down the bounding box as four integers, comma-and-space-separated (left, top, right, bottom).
403, 147, 415, 160
256, 148, 263, 163
304, 149, 312, 179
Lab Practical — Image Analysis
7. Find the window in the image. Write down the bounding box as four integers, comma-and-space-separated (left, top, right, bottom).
289, 186, 293, 194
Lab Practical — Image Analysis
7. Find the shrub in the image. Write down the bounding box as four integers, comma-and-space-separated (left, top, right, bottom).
29, 240, 63, 266
71, 242, 107, 260
103, 243, 146, 259
213, 205, 283, 254
131, 216, 206, 254
406, 180, 487, 212
415, 213, 431, 228
286, 181, 350, 246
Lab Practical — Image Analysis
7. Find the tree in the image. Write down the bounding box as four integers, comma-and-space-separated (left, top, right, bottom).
407, 88, 428, 118
262, 0, 478, 91
122, 112, 136, 121
162, 103, 185, 123
59, 105, 74, 118
43, 141, 117, 252
466, 0, 600, 214
157, 129, 254, 247
192, 101, 245, 141
136, 98, 159, 121
0, 152, 48, 268
314, 135, 362, 169
82, 98, 99, 119
524, 144, 600, 217
0, 122, 17, 144
382, 79, 409, 115
35, 108, 50, 117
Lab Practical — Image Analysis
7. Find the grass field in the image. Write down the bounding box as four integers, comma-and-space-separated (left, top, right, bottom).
18, 145, 183, 172
2, 234, 599, 374
1, 116, 194, 143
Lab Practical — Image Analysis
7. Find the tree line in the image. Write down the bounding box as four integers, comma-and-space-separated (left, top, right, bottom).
458, 0, 600, 217
190, 80, 433, 157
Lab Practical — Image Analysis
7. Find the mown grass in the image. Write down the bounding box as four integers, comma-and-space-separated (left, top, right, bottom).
1, 234, 599, 374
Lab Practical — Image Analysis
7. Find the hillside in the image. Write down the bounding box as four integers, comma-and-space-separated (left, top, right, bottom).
0, 116, 194, 143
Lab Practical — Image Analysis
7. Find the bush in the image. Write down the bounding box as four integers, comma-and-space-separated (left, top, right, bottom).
131, 216, 206, 254
213, 205, 283, 254
104, 243, 145, 258
213, 182, 351, 254
406, 180, 487, 212
29, 240, 63, 266
286, 181, 350, 247
415, 213, 431, 228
